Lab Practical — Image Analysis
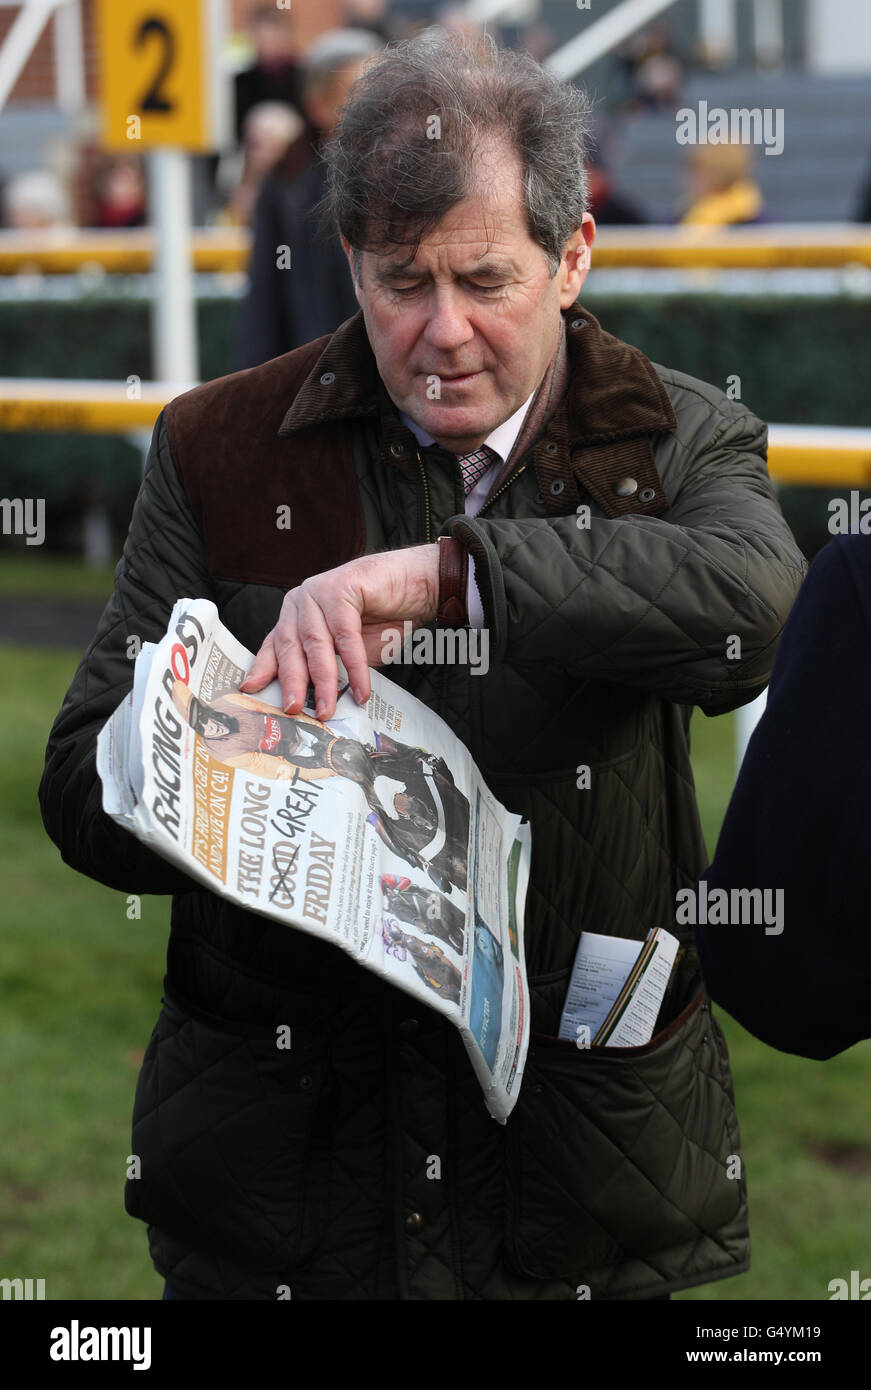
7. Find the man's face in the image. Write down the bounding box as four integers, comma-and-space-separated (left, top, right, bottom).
342, 142, 594, 454
304, 58, 372, 136
202, 717, 229, 739
253, 19, 294, 65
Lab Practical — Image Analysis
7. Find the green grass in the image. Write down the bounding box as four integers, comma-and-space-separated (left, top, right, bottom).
689, 704, 741, 863
0, 644, 170, 1299
0, 555, 117, 600
2, 644, 869, 1301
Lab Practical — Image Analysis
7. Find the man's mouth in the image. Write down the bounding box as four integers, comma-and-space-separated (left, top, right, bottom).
431, 371, 482, 386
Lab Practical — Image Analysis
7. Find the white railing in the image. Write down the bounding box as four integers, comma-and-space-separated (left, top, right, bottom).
543, 0, 788, 80
0, 0, 67, 112
546, 0, 682, 80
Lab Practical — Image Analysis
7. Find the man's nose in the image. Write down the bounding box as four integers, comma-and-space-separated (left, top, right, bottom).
422, 287, 474, 353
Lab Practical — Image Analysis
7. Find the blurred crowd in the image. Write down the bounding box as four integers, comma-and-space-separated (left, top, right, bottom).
2, 2, 871, 359
0, 3, 789, 240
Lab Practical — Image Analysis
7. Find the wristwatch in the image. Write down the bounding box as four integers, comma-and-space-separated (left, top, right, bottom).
436, 536, 469, 627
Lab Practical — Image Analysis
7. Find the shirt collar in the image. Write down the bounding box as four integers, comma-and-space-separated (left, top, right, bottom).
398, 390, 536, 462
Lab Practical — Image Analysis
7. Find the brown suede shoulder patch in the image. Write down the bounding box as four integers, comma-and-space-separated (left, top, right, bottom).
164, 336, 365, 589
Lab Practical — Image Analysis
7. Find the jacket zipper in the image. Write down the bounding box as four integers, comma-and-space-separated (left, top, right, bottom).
416, 450, 527, 536
477, 464, 526, 517
415, 449, 432, 543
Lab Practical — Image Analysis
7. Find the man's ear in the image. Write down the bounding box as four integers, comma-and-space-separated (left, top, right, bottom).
341, 235, 363, 303
557, 213, 596, 309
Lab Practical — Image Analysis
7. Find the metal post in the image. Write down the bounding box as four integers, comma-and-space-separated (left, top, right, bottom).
129, 428, 156, 481
735, 688, 767, 776
697, 0, 737, 67
753, 0, 784, 69
53, 0, 85, 114
147, 149, 199, 385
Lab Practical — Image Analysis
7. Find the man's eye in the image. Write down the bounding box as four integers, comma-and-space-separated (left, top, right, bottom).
467, 282, 502, 294
391, 284, 423, 296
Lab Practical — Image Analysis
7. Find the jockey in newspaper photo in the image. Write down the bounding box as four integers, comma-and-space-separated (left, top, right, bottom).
170, 680, 470, 891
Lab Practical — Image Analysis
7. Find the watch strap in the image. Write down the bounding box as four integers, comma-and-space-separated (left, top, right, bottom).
436, 537, 469, 626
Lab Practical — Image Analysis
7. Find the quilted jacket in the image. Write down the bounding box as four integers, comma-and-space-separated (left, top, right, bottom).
39, 304, 807, 1300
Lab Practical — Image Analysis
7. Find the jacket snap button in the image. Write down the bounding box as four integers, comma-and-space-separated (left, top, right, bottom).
389, 442, 405, 458
639, 486, 656, 503
544, 442, 558, 454
570, 318, 586, 330
398, 1017, 419, 1039
405, 1212, 424, 1234
549, 479, 565, 496
299, 1074, 314, 1090
319, 371, 335, 386
534, 493, 545, 505
613, 476, 638, 498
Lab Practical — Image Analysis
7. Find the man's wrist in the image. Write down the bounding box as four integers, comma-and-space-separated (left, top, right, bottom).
436, 536, 469, 626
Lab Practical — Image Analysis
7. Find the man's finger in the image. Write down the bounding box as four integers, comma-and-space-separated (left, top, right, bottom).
291, 588, 341, 718
240, 638, 278, 693
273, 598, 310, 714
331, 623, 371, 708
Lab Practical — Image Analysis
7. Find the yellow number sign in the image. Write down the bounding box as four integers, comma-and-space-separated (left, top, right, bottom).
96, 0, 226, 152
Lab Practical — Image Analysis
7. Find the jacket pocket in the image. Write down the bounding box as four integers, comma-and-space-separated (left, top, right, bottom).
504, 985, 745, 1281
125, 987, 331, 1273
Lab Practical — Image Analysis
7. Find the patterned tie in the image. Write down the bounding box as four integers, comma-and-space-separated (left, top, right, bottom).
455, 445, 498, 495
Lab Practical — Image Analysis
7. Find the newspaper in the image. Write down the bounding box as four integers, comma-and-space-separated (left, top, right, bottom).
557, 927, 680, 1047
97, 598, 531, 1122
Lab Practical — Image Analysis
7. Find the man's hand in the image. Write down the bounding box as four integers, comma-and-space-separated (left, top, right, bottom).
241, 544, 441, 720
271, 761, 301, 781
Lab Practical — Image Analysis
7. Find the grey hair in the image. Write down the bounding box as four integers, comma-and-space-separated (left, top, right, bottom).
321, 30, 593, 279
301, 27, 384, 99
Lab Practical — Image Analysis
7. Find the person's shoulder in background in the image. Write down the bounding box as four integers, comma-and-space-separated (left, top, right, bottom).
697, 534, 871, 1060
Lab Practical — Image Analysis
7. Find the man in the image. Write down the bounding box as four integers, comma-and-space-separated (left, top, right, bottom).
359, 733, 471, 892
694, 533, 871, 1061
680, 142, 765, 227
236, 28, 383, 367
381, 875, 466, 954
216, 101, 303, 228
382, 919, 463, 1006
40, 33, 806, 1300
234, 5, 302, 145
